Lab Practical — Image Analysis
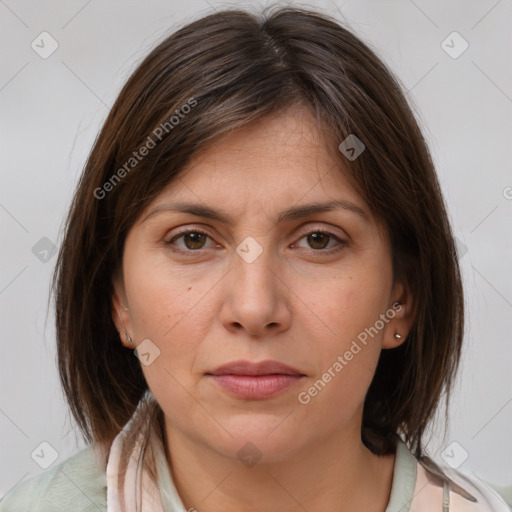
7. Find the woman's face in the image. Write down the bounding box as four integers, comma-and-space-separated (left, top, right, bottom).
113, 106, 411, 463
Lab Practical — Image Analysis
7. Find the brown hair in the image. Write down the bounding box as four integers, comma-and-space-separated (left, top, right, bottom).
53, 5, 463, 468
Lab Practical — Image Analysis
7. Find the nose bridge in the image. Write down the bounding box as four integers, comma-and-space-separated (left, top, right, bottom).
220, 235, 290, 336
233, 235, 276, 300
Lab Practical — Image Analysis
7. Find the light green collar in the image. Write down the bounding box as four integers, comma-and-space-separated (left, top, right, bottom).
155, 437, 417, 511
385, 439, 417, 512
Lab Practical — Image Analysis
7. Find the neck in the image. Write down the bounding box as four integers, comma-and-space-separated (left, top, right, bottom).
163, 421, 396, 512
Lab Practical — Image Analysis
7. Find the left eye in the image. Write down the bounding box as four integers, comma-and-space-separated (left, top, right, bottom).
293, 230, 345, 251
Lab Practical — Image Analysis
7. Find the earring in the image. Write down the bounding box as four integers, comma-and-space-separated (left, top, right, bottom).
394, 333, 402, 341
117, 309, 133, 344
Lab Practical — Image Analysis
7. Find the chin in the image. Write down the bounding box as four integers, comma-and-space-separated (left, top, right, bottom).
203, 414, 306, 465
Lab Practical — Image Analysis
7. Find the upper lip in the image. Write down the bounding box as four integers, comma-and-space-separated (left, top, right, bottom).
207, 360, 305, 376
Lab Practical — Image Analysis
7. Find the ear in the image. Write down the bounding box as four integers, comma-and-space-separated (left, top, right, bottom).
382, 280, 415, 349
111, 272, 133, 349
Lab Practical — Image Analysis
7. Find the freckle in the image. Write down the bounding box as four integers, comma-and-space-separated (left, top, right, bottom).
187, 286, 192, 291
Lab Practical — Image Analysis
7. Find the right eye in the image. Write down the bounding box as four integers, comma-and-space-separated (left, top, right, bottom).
165, 228, 220, 253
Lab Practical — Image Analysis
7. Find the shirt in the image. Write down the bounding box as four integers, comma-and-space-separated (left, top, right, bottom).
1, 439, 510, 511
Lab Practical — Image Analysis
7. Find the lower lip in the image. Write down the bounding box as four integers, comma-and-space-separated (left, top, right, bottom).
208, 374, 304, 400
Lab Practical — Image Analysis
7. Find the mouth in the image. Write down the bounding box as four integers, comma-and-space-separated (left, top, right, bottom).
206, 360, 306, 400
207, 359, 305, 377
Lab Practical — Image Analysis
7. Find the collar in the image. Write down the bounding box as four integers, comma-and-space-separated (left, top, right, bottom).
153, 435, 418, 512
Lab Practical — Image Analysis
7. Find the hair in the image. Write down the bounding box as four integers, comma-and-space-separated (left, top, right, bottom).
52, 4, 464, 478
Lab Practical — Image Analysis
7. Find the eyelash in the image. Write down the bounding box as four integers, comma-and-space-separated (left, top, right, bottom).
165, 227, 348, 256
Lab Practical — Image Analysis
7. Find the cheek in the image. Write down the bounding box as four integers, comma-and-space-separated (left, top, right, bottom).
297, 356, 377, 437
125, 250, 217, 342
293, 235, 393, 343
304, 269, 391, 349
122, 255, 223, 404
126, 262, 217, 416
294, 265, 392, 411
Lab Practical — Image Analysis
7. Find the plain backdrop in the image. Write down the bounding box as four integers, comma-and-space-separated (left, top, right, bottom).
1, 0, 511, 499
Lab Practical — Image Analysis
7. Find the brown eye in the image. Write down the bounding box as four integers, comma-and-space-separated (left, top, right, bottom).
181, 232, 207, 250
294, 229, 346, 252
166, 229, 214, 251
307, 232, 331, 250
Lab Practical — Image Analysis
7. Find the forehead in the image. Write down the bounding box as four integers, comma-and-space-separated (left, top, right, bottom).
150, 106, 366, 212
133, 106, 390, 247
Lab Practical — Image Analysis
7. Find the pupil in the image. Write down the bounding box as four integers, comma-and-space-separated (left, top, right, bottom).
185, 233, 205, 249
309, 233, 328, 249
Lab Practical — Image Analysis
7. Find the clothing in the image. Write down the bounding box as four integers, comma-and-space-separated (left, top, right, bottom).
1, 393, 510, 511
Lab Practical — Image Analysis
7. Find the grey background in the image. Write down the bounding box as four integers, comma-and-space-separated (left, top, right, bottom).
1, 0, 511, 498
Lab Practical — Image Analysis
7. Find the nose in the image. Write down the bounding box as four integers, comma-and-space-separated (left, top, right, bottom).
219, 242, 292, 338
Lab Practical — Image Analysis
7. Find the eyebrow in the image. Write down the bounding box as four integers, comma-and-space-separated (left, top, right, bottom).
142, 199, 369, 225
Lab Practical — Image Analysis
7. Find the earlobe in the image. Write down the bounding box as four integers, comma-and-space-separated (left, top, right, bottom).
113, 305, 134, 347
117, 311, 133, 344
383, 301, 407, 348
111, 276, 133, 347
382, 285, 415, 349
383, 323, 409, 349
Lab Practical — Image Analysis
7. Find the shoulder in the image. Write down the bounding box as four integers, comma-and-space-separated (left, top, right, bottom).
0, 444, 107, 512
413, 460, 511, 512
445, 466, 512, 511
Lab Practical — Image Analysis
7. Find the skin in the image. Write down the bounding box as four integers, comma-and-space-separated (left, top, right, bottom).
112, 105, 415, 512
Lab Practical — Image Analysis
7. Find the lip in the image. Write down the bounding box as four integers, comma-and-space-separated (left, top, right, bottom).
208, 374, 305, 400
206, 360, 306, 400
207, 359, 305, 377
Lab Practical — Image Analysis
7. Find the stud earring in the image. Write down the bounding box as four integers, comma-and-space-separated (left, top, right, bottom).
394, 333, 402, 341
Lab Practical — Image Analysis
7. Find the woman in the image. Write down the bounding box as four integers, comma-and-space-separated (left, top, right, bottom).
1, 5, 509, 512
